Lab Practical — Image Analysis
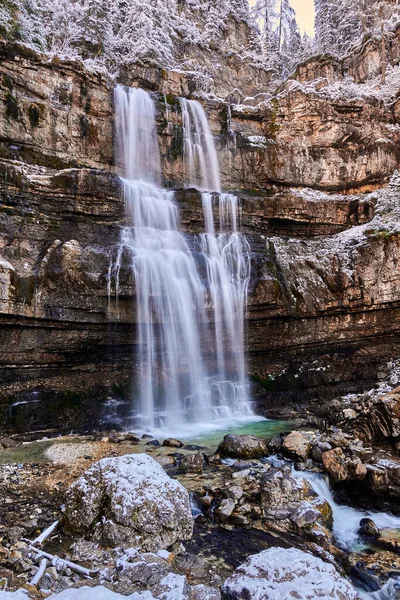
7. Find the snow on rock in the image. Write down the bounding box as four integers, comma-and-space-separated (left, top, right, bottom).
47, 588, 128, 600
221, 547, 357, 600
0, 592, 29, 600
64, 454, 193, 551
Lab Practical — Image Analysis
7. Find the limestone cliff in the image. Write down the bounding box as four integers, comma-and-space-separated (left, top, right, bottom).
0, 35, 400, 431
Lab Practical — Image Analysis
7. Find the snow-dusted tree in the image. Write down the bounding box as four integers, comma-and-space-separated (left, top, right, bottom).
315, 0, 400, 57
14, 0, 47, 50
0, 1, 18, 40
115, 0, 180, 67
252, 0, 302, 74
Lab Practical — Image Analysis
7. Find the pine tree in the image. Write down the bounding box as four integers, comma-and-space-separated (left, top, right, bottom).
314, 0, 400, 58
252, 0, 302, 74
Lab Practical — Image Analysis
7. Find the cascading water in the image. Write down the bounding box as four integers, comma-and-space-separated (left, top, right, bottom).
292, 469, 400, 551
113, 86, 253, 433
180, 98, 251, 410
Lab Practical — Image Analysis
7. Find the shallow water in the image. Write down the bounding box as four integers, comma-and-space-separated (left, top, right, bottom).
185, 417, 299, 450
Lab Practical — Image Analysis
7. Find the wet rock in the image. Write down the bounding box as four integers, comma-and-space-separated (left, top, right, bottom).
178, 453, 203, 474
311, 445, 324, 462
207, 454, 221, 466
358, 518, 380, 539
282, 431, 311, 460
147, 440, 161, 447
124, 433, 140, 443
322, 448, 349, 481
217, 434, 268, 459
347, 548, 400, 592
221, 547, 357, 600
155, 455, 175, 467
232, 459, 262, 470
214, 499, 236, 523
63, 453, 193, 550
0, 436, 21, 449
260, 468, 314, 519
267, 434, 283, 453
375, 528, 400, 553
163, 438, 183, 448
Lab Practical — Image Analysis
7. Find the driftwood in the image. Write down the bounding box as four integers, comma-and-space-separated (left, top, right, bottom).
31, 520, 59, 547
30, 558, 48, 586
26, 544, 98, 577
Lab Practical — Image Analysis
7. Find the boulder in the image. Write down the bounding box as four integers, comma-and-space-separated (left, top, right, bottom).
346, 457, 367, 480
267, 434, 283, 453
214, 499, 236, 523
260, 468, 314, 520
63, 454, 193, 550
358, 518, 380, 539
322, 448, 349, 481
282, 431, 311, 460
0, 436, 21, 449
290, 497, 333, 530
163, 438, 183, 448
178, 453, 203, 474
221, 547, 357, 600
217, 434, 268, 459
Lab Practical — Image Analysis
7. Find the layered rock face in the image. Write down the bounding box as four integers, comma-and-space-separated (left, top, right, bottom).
0, 39, 400, 431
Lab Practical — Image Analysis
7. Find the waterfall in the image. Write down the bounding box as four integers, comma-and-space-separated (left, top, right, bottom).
180, 97, 251, 410
180, 98, 221, 192
113, 85, 252, 433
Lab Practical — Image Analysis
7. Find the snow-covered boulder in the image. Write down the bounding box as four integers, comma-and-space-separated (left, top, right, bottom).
221, 547, 357, 600
63, 454, 193, 550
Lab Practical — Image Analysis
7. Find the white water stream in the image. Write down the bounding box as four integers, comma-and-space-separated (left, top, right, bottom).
291, 469, 400, 597
292, 468, 400, 551
112, 86, 253, 433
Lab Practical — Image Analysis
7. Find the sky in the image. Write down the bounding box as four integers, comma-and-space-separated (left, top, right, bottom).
290, 0, 315, 36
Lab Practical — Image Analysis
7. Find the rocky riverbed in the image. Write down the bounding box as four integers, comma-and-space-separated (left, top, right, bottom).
0, 387, 400, 600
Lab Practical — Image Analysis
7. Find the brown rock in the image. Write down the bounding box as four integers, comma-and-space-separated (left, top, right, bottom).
282, 431, 311, 460
163, 438, 184, 448
217, 435, 268, 459
322, 448, 349, 481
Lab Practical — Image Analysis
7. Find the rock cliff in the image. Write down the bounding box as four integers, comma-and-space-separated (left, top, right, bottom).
0, 36, 400, 431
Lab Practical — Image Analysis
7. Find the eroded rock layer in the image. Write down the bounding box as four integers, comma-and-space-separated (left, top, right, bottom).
0, 40, 400, 430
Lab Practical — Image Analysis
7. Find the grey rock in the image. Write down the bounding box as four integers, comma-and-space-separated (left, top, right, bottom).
214, 498, 236, 522
260, 468, 315, 520
64, 454, 193, 551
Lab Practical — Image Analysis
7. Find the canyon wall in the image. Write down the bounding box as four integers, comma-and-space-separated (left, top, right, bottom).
1, 38, 400, 431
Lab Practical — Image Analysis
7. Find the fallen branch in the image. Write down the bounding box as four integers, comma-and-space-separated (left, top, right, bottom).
30, 558, 47, 586
26, 545, 98, 577
31, 520, 59, 547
